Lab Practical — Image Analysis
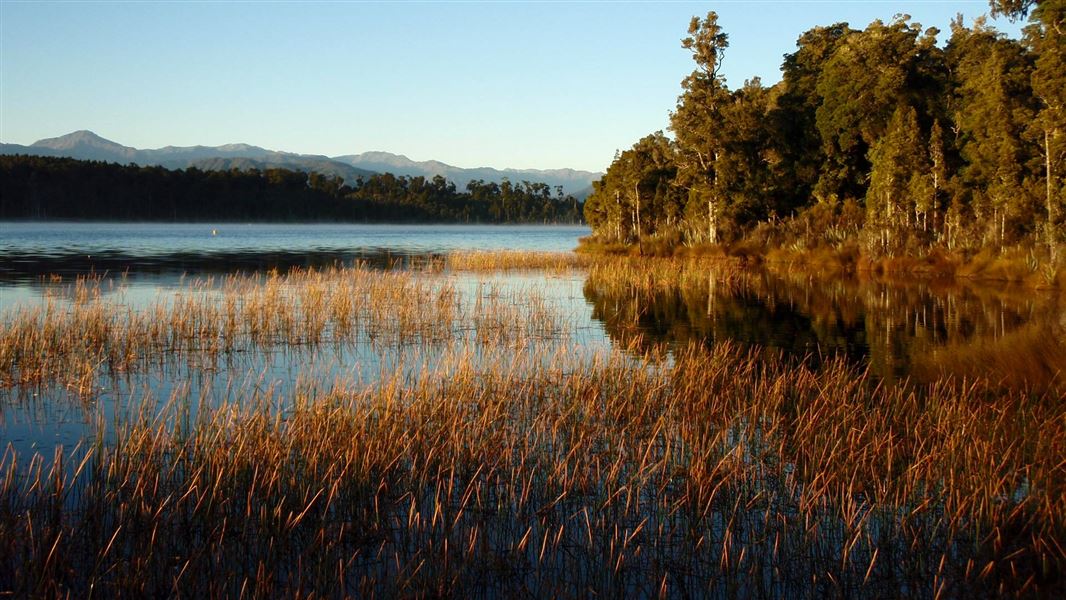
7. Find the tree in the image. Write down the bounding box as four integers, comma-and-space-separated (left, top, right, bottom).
923, 119, 949, 239
989, 0, 1037, 20
671, 11, 733, 244
1026, 0, 1066, 259
866, 104, 926, 254
583, 134, 679, 244
771, 23, 856, 209
947, 17, 1040, 246
814, 17, 943, 204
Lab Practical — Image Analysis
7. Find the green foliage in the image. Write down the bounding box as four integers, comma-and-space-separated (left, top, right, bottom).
948, 17, 1041, 245
584, 9, 1059, 264
583, 133, 681, 243
866, 105, 927, 254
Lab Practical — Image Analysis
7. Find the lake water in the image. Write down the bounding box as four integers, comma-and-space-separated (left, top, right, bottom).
1, 221, 1063, 457
0, 221, 587, 282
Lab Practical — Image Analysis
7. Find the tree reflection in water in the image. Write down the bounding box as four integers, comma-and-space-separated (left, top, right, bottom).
583, 260, 1065, 392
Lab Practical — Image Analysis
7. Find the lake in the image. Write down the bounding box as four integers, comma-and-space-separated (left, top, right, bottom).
0, 222, 1062, 597
0, 221, 588, 282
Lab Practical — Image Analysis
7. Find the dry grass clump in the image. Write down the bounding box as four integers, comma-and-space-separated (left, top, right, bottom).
0, 340, 1061, 597
585, 257, 749, 299
445, 250, 588, 272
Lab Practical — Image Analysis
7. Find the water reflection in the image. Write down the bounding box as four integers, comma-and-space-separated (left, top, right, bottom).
583, 264, 1066, 391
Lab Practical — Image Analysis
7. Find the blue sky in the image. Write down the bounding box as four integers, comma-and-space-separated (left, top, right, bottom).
0, 1, 1022, 172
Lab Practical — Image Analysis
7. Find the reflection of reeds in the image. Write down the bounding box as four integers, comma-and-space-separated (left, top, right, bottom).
911, 320, 1066, 392
1, 341, 1061, 596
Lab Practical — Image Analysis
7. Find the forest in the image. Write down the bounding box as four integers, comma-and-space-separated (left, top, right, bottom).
0, 155, 584, 224
582, 1, 1064, 272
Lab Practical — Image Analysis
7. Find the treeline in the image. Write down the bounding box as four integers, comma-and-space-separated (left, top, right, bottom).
584, 1, 1063, 261
0, 155, 584, 224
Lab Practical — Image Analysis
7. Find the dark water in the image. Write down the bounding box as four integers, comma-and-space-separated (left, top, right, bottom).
583, 267, 1066, 390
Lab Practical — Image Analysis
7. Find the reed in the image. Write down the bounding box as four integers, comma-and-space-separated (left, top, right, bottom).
1, 340, 1060, 597
445, 250, 588, 272
0, 254, 1061, 597
0, 264, 572, 395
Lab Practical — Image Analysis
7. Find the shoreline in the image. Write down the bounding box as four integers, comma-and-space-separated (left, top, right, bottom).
576, 238, 1066, 290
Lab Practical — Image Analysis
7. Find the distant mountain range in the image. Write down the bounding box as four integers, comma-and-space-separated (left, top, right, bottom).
0, 131, 600, 198
333, 151, 597, 198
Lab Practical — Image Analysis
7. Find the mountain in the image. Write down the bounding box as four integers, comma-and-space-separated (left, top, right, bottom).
333, 151, 600, 198
188, 156, 371, 183
0, 131, 374, 183
30, 130, 140, 161
1, 131, 601, 196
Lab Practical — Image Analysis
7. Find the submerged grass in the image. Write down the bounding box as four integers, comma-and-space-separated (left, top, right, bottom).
0, 254, 1062, 597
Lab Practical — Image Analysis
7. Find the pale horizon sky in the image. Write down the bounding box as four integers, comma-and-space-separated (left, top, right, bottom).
0, 1, 1023, 173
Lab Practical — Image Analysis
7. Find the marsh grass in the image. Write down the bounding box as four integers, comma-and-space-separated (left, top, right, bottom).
0, 264, 574, 397
2, 341, 1061, 597
446, 250, 589, 272
0, 255, 1062, 597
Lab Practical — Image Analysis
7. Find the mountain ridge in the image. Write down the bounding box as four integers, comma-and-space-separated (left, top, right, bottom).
1, 131, 601, 197
333, 150, 598, 195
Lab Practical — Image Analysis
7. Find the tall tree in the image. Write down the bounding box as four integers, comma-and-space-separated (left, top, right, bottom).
866, 104, 926, 253
771, 23, 856, 208
671, 11, 732, 244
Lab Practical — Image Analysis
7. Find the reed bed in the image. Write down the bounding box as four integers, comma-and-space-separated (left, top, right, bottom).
0, 265, 571, 396
0, 339, 1061, 597
0, 256, 1062, 597
586, 257, 751, 298
445, 250, 589, 272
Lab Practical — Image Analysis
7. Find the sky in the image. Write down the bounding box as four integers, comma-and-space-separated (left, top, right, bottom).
0, 1, 1024, 173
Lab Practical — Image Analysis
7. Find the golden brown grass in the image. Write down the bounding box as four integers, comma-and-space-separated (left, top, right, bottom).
0, 264, 570, 395
1, 340, 1061, 597
445, 250, 588, 272
0, 255, 1062, 597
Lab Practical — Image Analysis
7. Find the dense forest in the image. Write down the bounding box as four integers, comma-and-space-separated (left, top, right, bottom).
583, 1, 1064, 266
0, 155, 584, 224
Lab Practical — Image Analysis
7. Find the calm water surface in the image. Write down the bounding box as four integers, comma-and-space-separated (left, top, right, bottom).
0, 221, 587, 283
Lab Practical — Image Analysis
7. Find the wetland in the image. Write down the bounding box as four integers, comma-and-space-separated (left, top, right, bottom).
0, 223, 1062, 597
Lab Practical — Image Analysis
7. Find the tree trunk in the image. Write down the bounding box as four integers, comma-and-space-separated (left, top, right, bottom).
932, 170, 939, 242
614, 190, 622, 242
1047, 128, 1057, 262
634, 182, 643, 255
708, 153, 720, 245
